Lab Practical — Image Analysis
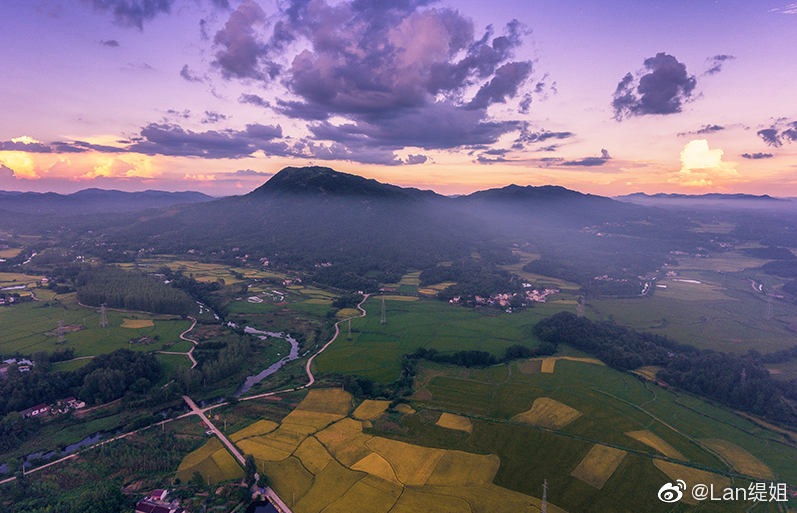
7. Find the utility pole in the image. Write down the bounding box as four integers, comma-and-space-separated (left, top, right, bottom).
381, 296, 386, 325
347, 318, 352, 340
542, 479, 548, 513
57, 321, 66, 344
99, 303, 108, 327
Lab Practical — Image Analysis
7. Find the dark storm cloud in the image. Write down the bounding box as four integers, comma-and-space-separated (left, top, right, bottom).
0, 140, 55, 153
127, 122, 285, 158
758, 128, 783, 147
82, 0, 177, 30
239, 93, 270, 108
562, 149, 611, 167
705, 54, 735, 75
201, 111, 229, 124
308, 103, 521, 150
612, 53, 697, 120
697, 124, 724, 134
210, 0, 535, 163
406, 154, 427, 165
180, 65, 203, 83
741, 152, 774, 159
513, 127, 574, 148
100, 39, 120, 47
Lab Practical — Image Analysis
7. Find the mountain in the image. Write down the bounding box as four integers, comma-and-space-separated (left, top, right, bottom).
248, 166, 440, 200
615, 192, 795, 211
0, 189, 214, 214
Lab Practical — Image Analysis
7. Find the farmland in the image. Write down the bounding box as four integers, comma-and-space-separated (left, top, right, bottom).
314, 297, 573, 382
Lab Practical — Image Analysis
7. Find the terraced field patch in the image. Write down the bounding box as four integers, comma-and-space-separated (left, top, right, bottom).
435, 413, 473, 434
229, 419, 278, 442
511, 397, 582, 429
701, 438, 775, 480
121, 318, 154, 328
570, 444, 626, 489
175, 437, 244, 485
352, 400, 390, 420
625, 430, 685, 460
653, 460, 733, 505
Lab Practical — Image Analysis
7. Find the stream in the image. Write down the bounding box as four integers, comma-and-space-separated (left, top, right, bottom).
232, 327, 300, 397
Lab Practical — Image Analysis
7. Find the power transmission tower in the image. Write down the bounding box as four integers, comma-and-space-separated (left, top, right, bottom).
99, 303, 108, 327
57, 321, 66, 344
380, 296, 386, 325
541, 479, 548, 513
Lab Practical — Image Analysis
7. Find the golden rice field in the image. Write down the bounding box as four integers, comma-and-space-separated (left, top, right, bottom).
393, 404, 416, 414
541, 358, 557, 373
379, 295, 418, 301
229, 419, 278, 442
0, 248, 23, 258
630, 366, 663, 381
175, 438, 244, 485
570, 444, 627, 489
653, 460, 733, 506
434, 413, 473, 434
352, 400, 390, 420
207, 388, 570, 512
336, 308, 361, 318
625, 430, 685, 460
700, 438, 775, 480
511, 397, 582, 429
120, 318, 154, 328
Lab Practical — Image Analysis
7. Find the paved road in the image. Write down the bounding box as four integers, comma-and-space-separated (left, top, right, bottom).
182, 395, 245, 465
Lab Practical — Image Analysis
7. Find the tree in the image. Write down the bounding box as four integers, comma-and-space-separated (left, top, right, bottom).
244, 454, 257, 484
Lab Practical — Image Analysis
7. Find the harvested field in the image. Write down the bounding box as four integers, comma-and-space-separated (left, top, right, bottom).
701, 438, 775, 480
541, 358, 557, 373
367, 437, 445, 486
511, 397, 581, 429
435, 413, 472, 434
625, 430, 685, 460
229, 420, 278, 442
352, 400, 390, 420
653, 460, 733, 506
121, 319, 154, 328
570, 444, 626, 489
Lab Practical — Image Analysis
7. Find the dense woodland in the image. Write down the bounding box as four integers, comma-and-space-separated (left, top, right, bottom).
76, 266, 195, 316
534, 312, 797, 426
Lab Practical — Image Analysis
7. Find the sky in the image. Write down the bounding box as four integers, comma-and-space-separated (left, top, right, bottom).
1, 0, 796, 197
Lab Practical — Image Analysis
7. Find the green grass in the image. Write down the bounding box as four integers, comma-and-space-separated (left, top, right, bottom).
587, 270, 797, 354
396, 358, 797, 511
0, 295, 191, 357
315, 298, 574, 382
50, 358, 93, 372
155, 353, 192, 385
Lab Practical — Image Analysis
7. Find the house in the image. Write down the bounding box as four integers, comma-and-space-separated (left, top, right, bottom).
20, 404, 50, 418
134, 502, 184, 513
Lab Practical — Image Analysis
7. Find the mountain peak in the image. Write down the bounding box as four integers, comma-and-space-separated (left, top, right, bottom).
247, 166, 432, 200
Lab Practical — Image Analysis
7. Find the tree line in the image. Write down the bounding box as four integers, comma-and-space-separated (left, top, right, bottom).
533, 312, 797, 426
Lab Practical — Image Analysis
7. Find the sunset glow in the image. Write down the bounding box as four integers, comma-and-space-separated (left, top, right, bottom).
1, 0, 796, 196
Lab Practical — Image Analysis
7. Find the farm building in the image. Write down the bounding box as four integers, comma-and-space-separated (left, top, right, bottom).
20, 404, 50, 418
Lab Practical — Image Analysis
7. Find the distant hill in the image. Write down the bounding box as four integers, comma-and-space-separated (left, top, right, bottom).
615, 192, 795, 210
0, 189, 214, 214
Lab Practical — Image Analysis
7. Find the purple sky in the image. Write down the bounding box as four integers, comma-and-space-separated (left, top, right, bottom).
1, 0, 796, 196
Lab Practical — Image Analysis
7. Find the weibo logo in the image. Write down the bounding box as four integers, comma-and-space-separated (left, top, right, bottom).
658, 480, 686, 503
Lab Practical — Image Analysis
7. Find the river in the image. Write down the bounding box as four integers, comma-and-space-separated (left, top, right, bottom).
232, 327, 300, 397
